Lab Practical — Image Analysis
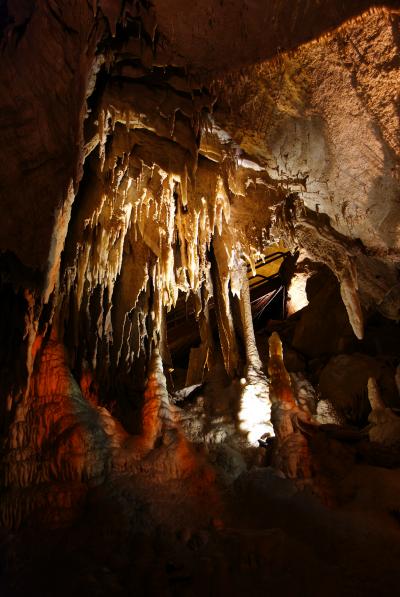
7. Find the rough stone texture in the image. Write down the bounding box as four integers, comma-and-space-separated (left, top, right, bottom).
291, 267, 358, 358
215, 7, 400, 334
153, 1, 400, 73
216, 9, 400, 250
0, 0, 104, 272
1, 2, 400, 594
319, 352, 399, 425
1, 336, 111, 528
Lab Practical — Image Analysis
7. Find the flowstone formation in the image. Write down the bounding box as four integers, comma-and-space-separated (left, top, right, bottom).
1, 1, 400, 595
1, 0, 284, 526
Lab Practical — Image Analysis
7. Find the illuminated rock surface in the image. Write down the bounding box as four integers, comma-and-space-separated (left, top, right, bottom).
1, 1, 400, 595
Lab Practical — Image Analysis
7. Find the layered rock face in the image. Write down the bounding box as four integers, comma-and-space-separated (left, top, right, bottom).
1, 1, 400, 595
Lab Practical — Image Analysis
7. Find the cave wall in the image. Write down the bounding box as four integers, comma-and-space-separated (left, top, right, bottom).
0, 0, 400, 529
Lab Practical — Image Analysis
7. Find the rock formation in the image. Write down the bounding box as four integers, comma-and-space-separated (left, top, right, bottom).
1, 1, 400, 595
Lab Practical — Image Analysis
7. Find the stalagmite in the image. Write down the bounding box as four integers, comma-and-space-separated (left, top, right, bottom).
138, 346, 206, 481
268, 332, 313, 479
237, 263, 274, 445
395, 365, 400, 398
367, 377, 386, 411
367, 377, 400, 447
141, 348, 170, 451
1, 335, 111, 528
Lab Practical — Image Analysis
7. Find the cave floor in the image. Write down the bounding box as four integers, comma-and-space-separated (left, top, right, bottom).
1, 457, 400, 597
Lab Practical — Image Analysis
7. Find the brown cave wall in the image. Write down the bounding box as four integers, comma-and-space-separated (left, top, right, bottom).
0, 0, 400, 531
214, 7, 400, 331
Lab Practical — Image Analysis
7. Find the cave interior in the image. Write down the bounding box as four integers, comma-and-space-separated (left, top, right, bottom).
1, 1, 400, 595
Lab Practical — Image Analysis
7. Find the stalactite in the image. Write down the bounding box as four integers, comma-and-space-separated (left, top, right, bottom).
272, 197, 365, 340
210, 242, 240, 378
185, 287, 215, 386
